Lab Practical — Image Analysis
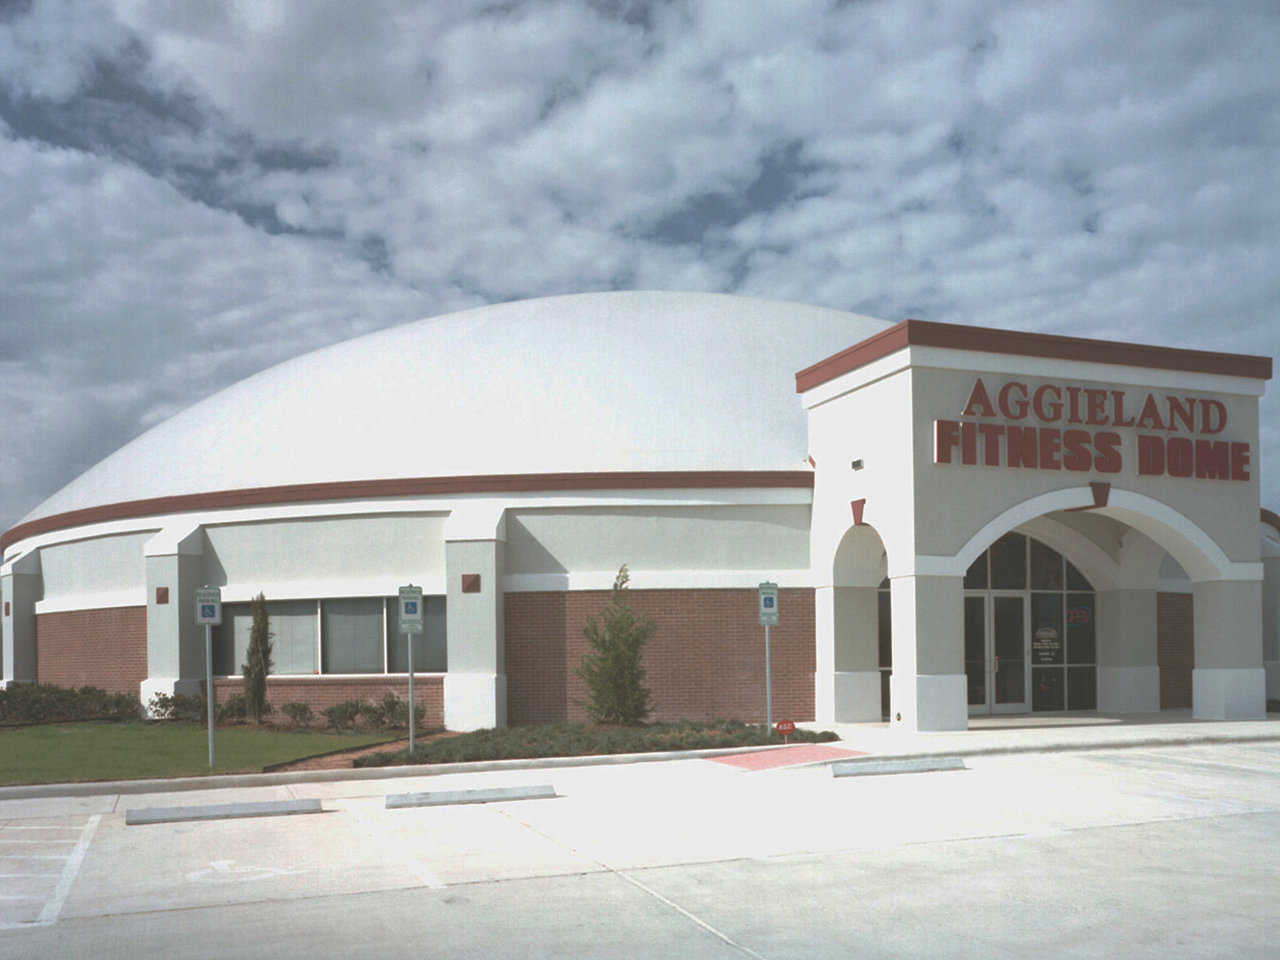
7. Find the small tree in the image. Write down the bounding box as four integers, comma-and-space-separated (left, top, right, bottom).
577, 565, 654, 725
242, 592, 273, 723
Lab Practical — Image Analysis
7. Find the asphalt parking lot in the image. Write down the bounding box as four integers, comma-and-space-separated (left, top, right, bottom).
2, 738, 1278, 959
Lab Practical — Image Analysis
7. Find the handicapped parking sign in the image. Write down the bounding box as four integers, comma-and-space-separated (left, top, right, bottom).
194, 586, 222, 625
758, 582, 779, 625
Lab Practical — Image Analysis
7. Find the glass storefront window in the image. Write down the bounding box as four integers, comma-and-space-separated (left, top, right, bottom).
989, 533, 1027, 590
1068, 666, 1097, 710
1031, 593, 1064, 666
1066, 561, 1094, 591
1066, 594, 1096, 664
1032, 667, 1065, 711
964, 552, 989, 589
1030, 540, 1064, 590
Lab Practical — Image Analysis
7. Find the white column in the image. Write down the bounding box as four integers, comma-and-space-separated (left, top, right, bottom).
141, 525, 206, 710
1095, 589, 1160, 712
1, 551, 41, 686
443, 505, 507, 731
815, 586, 881, 722
889, 573, 967, 731
1192, 578, 1266, 719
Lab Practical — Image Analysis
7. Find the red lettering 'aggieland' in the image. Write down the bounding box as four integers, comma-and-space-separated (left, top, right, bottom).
961, 379, 996, 417
956, 378, 1233, 436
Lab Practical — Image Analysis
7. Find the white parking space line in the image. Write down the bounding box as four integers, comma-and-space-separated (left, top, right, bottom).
0, 854, 70, 860
495, 808, 772, 959
38, 815, 100, 924
342, 802, 445, 889
0, 816, 100, 930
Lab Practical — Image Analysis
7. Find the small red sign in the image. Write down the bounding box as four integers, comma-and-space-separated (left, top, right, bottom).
775, 720, 796, 736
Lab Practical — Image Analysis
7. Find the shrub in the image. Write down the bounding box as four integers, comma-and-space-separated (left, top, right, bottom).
380, 692, 424, 731
381, 692, 408, 729
322, 699, 366, 731
282, 702, 314, 728
0, 684, 141, 724
243, 592, 273, 723
577, 565, 654, 725
147, 691, 207, 722
216, 693, 247, 723
360, 700, 386, 729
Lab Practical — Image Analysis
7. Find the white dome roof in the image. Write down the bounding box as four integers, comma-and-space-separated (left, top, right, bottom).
24, 292, 890, 523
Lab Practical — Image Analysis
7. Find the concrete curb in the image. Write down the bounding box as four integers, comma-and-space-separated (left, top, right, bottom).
0, 742, 799, 800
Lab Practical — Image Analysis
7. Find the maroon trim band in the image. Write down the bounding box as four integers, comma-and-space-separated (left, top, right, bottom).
796, 319, 1274, 393
1, 470, 817, 553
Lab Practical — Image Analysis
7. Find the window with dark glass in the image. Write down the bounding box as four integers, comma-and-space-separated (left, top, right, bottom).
989, 533, 1027, 590
964, 551, 989, 590
1030, 540, 1064, 590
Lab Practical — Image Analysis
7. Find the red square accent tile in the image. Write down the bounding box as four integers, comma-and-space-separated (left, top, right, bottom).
461, 574, 481, 594
155, 587, 169, 605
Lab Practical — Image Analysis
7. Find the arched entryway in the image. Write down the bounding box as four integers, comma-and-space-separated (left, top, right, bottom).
959, 533, 1097, 714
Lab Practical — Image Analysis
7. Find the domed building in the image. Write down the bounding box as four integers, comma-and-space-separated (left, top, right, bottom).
2, 292, 1276, 730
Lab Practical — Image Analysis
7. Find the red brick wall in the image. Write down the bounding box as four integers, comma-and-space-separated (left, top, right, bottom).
213, 675, 445, 727
1157, 592, 1194, 709
505, 588, 815, 725
36, 606, 147, 695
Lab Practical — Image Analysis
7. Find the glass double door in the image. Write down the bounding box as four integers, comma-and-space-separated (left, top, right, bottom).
965, 593, 1027, 714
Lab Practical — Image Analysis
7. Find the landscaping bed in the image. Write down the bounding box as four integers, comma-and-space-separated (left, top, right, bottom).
355, 720, 839, 767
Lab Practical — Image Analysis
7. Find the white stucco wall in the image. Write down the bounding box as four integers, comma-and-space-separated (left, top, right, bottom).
202, 514, 447, 596
504, 505, 811, 579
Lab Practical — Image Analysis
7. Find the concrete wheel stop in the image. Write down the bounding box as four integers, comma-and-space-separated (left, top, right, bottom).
125, 798, 324, 825
385, 784, 557, 808
831, 756, 966, 778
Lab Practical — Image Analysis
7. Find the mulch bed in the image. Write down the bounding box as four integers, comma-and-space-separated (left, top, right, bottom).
271, 730, 465, 771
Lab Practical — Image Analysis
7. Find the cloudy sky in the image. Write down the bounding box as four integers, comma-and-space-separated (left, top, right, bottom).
1, 0, 1277, 532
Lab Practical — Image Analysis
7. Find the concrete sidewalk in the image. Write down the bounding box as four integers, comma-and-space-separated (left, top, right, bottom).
802, 709, 1280, 760
1, 711, 1276, 803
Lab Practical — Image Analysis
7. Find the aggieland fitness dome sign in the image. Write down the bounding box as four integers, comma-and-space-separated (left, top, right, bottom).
935, 378, 1252, 481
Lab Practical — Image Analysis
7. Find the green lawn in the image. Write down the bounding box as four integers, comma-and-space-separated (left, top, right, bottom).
0, 723, 392, 786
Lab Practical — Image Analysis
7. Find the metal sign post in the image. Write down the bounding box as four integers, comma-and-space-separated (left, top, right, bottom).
398, 585, 425, 754
758, 582, 779, 731
194, 586, 222, 769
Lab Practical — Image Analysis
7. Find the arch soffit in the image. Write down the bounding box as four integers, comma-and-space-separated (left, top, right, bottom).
831, 522, 889, 588
948, 486, 1235, 583
1012, 516, 1121, 591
